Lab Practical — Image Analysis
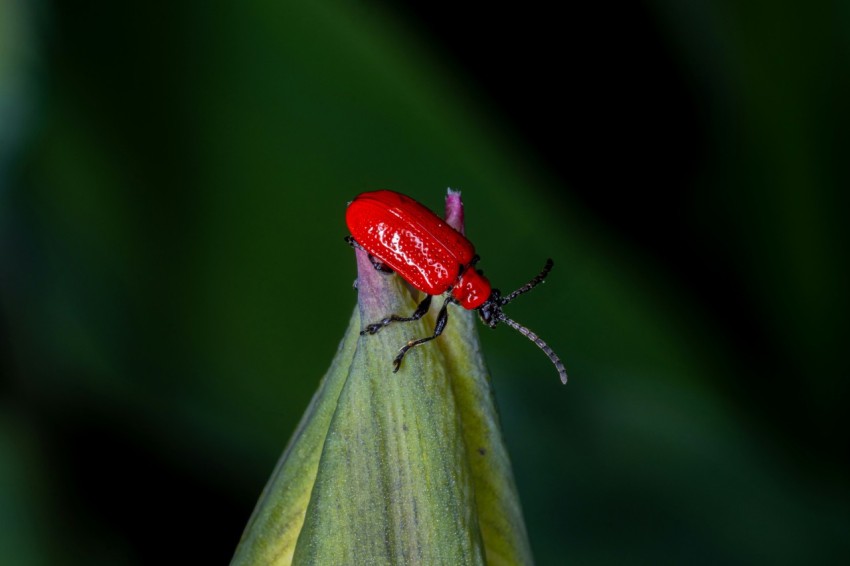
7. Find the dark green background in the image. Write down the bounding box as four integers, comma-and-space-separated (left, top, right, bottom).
1, 1, 848, 564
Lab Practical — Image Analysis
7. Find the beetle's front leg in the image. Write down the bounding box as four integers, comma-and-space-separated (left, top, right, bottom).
392, 297, 454, 372
361, 294, 433, 335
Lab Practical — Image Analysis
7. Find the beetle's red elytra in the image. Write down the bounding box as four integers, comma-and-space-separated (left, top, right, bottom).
346, 189, 567, 384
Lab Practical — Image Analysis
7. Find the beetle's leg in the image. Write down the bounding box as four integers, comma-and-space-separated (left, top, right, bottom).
345, 235, 392, 272
392, 298, 453, 372
366, 255, 393, 273
361, 294, 433, 335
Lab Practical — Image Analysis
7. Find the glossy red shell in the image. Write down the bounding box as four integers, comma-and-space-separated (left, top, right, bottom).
346, 190, 490, 309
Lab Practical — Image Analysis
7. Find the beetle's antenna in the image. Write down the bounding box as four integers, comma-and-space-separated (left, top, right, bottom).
499, 315, 568, 384
499, 259, 554, 306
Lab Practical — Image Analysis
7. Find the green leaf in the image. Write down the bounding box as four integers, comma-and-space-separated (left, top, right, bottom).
233, 239, 533, 565
230, 309, 360, 565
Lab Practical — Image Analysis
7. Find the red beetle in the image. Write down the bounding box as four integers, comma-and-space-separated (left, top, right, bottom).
346, 190, 567, 384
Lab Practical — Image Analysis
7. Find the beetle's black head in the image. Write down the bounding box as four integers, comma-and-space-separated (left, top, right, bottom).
477, 289, 503, 328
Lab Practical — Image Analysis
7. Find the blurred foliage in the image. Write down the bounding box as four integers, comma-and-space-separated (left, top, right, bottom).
1, 0, 848, 564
